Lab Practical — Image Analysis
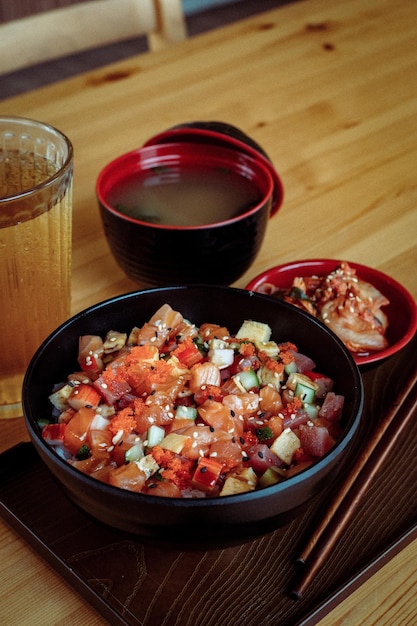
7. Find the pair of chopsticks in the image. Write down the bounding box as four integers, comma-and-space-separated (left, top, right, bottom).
289, 367, 417, 600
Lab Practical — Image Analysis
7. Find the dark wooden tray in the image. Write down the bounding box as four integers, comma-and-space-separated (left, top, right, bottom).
1, 334, 416, 625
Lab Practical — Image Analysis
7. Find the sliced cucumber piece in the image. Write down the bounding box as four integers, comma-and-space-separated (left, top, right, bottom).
295, 381, 316, 404
175, 405, 197, 421
125, 442, 144, 462
146, 424, 165, 448
284, 360, 298, 375
233, 368, 260, 391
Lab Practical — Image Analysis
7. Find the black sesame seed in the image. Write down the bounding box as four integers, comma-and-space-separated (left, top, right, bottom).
200, 466, 208, 473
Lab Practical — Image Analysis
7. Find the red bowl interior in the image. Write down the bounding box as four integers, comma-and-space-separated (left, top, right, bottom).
143, 127, 284, 217
246, 259, 417, 366
96, 142, 274, 230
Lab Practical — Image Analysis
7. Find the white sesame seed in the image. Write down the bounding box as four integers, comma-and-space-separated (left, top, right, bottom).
112, 430, 124, 445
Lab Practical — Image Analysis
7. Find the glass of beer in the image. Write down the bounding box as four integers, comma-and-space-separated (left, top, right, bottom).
0, 116, 73, 419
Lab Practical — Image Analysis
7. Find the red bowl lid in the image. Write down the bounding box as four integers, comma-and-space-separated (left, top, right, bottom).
143, 121, 284, 217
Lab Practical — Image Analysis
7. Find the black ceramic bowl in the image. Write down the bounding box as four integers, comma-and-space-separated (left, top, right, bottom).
96, 142, 277, 288
23, 286, 363, 547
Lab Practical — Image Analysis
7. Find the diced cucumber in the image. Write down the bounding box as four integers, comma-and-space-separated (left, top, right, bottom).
233, 368, 260, 391
303, 403, 320, 420
146, 424, 165, 448
295, 381, 316, 404
175, 405, 197, 421
284, 360, 298, 375
125, 442, 144, 462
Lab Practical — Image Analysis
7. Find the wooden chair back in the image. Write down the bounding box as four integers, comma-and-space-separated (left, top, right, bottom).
0, 0, 187, 74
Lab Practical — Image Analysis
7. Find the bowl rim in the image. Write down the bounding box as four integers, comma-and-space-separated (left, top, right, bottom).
245, 259, 417, 366
22, 285, 364, 507
95, 142, 275, 231
142, 125, 284, 217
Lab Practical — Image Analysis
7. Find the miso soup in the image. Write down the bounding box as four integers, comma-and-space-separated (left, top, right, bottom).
108, 165, 262, 226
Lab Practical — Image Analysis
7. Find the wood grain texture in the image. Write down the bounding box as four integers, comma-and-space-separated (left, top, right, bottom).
0, 0, 416, 623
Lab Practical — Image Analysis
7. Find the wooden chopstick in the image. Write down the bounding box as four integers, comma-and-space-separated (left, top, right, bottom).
289, 368, 417, 600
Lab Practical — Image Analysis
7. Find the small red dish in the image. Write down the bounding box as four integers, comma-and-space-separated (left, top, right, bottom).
246, 259, 417, 366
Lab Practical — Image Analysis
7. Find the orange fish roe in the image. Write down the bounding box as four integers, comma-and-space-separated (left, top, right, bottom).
127, 344, 159, 362
276, 343, 297, 365
281, 398, 303, 419
108, 406, 137, 436
278, 342, 298, 353
151, 445, 194, 488
260, 354, 285, 374
125, 359, 175, 395
239, 342, 256, 357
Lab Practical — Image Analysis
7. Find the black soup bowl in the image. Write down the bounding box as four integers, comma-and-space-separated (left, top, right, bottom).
96, 142, 279, 288
23, 286, 363, 547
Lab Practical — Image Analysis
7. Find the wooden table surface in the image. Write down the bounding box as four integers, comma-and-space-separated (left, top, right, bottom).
1, 0, 416, 623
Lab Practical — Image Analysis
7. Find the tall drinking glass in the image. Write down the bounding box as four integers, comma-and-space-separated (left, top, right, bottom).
0, 116, 73, 418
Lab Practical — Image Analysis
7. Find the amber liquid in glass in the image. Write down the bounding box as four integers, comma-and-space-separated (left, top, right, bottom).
0, 152, 72, 418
